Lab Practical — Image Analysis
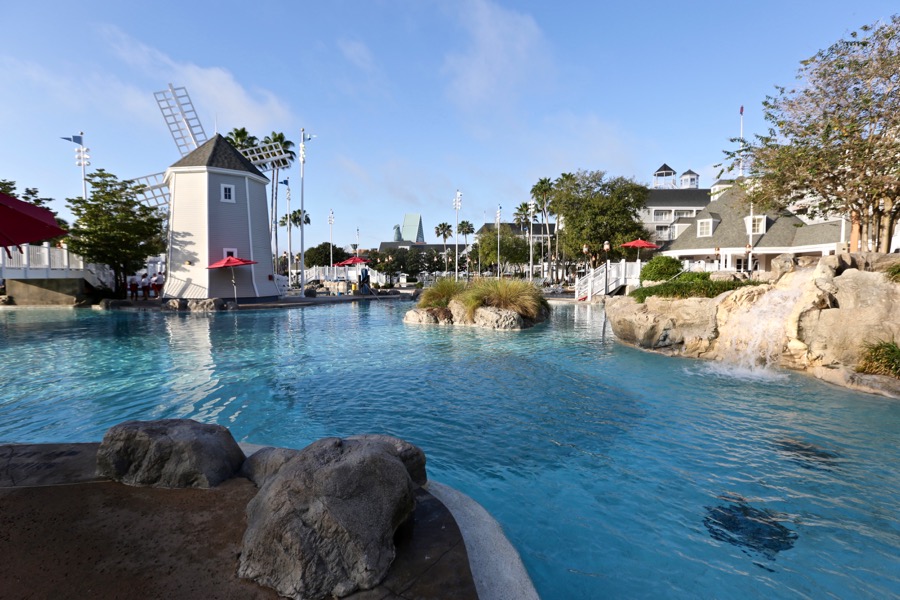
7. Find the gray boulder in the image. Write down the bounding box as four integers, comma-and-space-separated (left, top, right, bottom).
96, 419, 245, 488
474, 306, 524, 330
238, 436, 417, 600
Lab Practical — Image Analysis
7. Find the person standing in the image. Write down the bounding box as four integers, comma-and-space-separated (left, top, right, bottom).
140, 273, 150, 300
156, 271, 166, 299
128, 274, 139, 301
150, 272, 159, 298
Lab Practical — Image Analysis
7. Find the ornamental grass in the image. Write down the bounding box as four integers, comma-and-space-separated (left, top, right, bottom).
417, 277, 467, 308
458, 278, 548, 321
857, 339, 900, 379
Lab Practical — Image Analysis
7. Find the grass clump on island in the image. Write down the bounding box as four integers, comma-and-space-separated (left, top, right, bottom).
857, 339, 900, 379
418, 277, 550, 320
886, 262, 900, 283
629, 271, 760, 303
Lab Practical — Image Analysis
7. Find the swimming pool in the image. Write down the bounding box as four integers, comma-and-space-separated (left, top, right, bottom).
1, 302, 898, 599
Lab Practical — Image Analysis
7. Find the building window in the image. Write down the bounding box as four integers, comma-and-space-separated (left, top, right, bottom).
223, 248, 237, 258
697, 219, 712, 237
751, 216, 765, 234
221, 184, 235, 203
675, 210, 693, 218
653, 210, 673, 222
655, 225, 670, 241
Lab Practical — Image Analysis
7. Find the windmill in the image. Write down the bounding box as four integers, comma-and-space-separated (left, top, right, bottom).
131, 84, 293, 242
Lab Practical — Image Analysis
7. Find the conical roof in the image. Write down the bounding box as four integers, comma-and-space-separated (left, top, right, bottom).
170, 134, 265, 178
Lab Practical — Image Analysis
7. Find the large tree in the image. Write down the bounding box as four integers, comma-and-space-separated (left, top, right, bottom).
530, 177, 554, 277
721, 15, 900, 252
476, 224, 529, 275
304, 241, 349, 267
225, 127, 258, 150
66, 170, 165, 297
550, 169, 648, 263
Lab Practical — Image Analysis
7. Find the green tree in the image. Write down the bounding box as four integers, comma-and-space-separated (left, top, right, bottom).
66, 170, 165, 297
434, 222, 453, 271
458, 220, 475, 247
476, 224, 529, 276
513, 202, 533, 229
225, 127, 258, 150
720, 16, 900, 252
530, 177, 554, 277
551, 169, 648, 264
304, 241, 349, 267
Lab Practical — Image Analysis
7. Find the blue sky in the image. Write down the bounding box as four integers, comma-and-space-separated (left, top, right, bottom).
2, 0, 896, 253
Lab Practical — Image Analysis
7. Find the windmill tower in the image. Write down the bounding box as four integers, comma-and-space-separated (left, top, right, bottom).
131, 84, 292, 301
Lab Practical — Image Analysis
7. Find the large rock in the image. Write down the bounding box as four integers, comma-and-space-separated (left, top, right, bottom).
96, 419, 245, 488
402, 307, 452, 324
238, 436, 418, 600
473, 306, 524, 330
604, 253, 900, 397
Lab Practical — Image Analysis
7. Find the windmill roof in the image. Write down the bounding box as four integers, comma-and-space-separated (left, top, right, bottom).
170, 134, 265, 178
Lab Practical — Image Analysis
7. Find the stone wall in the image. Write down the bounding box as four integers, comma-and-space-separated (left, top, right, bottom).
4, 278, 90, 306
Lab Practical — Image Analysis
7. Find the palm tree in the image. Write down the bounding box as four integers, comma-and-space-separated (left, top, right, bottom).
262, 131, 296, 272
458, 220, 475, 271
513, 202, 533, 232
530, 177, 553, 278
435, 222, 453, 272
280, 209, 311, 228
225, 127, 258, 150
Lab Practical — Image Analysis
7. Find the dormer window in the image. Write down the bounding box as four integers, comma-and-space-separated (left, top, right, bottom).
697, 219, 714, 237
745, 215, 766, 235
221, 184, 235, 203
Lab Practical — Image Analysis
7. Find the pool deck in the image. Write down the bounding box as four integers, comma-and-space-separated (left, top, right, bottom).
0, 442, 538, 600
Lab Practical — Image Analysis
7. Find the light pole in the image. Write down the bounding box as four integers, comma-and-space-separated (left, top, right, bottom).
603, 240, 611, 294
62, 132, 89, 200
299, 128, 315, 297
528, 199, 536, 281
453, 190, 461, 281
356, 228, 360, 257
328, 209, 334, 280
279, 179, 292, 285
496, 205, 502, 280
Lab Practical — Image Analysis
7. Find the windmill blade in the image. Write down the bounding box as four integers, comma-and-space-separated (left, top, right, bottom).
131, 172, 170, 208
240, 142, 293, 172
154, 84, 208, 157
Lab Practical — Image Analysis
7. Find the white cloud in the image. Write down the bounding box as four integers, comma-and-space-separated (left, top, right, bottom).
338, 38, 377, 74
442, 0, 550, 111
100, 25, 296, 136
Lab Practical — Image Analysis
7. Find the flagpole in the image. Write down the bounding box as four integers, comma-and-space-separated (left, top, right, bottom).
739, 105, 744, 178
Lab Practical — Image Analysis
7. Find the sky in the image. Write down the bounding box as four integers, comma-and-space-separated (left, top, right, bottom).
2, 0, 897, 254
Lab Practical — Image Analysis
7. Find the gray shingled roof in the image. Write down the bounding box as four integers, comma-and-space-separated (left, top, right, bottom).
646, 188, 712, 208
170, 134, 265, 178
654, 163, 676, 175
667, 185, 841, 250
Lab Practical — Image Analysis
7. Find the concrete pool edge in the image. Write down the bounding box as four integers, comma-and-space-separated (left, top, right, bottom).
426, 480, 540, 600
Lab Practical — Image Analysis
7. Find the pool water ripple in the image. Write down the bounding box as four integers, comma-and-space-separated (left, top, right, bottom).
1, 303, 899, 599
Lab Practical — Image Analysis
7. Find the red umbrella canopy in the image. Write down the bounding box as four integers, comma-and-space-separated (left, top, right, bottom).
620, 238, 660, 249
0, 191, 67, 248
335, 256, 369, 266
207, 256, 258, 269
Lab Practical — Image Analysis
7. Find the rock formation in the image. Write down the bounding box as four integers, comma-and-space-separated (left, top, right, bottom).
403, 298, 549, 330
605, 253, 900, 397
237, 436, 421, 600
95, 419, 246, 488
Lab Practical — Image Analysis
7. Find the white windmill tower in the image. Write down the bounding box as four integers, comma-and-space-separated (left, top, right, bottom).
132, 84, 293, 302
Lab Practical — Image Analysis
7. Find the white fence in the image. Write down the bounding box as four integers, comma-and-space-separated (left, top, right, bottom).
1, 243, 113, 289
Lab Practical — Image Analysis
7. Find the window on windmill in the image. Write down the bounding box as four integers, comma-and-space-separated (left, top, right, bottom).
221, 184, 235, 203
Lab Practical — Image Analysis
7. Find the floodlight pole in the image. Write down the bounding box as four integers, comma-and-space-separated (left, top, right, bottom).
453, 190, 461, 281
328, 209, 334, 280
528, 199, 536, 281
496, 205, 502, 280
279, 179, 291, 286
299, 128, 314, 297
356, 228, 360, 257
62, 132, 89, 200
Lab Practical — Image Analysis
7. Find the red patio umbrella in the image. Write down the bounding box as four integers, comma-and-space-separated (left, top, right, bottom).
620, 238, 659, 260
334, 256, 369, 266
207, 256, 258, 303
0, 191, 67, 257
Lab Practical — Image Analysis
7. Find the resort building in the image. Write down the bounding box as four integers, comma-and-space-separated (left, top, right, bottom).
661, 181, 845, 271
640, 164, 711, 243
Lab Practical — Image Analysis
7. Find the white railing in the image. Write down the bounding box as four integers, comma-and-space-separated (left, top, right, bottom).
575, 260, 643, 301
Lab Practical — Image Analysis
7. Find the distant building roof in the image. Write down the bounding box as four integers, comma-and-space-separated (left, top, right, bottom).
645, 188, 711, 208
401, 214, 425, 243
654, 163, 676, 176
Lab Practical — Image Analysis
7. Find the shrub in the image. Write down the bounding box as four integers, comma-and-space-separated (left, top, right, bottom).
640, 255, 683, 282
458, 278, 549, 321
676, 271, 711, 283
886, 263, 900, 283
415, 282, 424, 289
417, 277, 466, 308
630, 279, 760, 303
857, 339, 900, 378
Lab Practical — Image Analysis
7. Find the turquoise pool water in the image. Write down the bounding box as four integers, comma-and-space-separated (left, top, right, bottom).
1, 302, 898, 599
